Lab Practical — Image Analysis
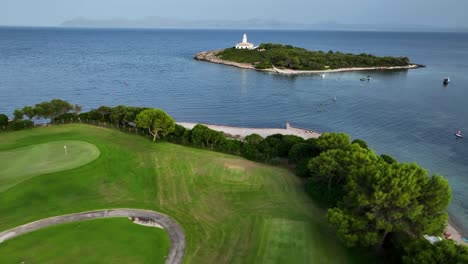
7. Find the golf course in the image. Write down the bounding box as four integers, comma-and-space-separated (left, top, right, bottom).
0, 140, 100, 192
0, 124, 365, 263
0, 218, 170, 264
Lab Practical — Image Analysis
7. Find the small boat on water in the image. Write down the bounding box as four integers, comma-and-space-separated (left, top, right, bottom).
320, 73, 326, 79
443, 78, 450, 85
360, 75, 371, 81
455, 130, 463, 138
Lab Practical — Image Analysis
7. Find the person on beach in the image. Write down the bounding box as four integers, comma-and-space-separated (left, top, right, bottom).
444, 231, 452, 240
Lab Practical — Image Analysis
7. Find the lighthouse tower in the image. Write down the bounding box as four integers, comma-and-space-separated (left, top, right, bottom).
242, 33, 248, 43
235, 34, 254, 50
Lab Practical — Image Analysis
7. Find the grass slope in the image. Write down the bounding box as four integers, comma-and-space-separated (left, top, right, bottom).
0, 218, 170, 264
0, 140, 100, 192
0, 124, 365, 263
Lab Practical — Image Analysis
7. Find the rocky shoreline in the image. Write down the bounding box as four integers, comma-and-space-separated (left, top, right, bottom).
194, 50, 424, 75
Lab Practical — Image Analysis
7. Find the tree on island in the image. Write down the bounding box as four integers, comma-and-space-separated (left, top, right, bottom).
216, 43, 412, 71
135, 109, 175, 141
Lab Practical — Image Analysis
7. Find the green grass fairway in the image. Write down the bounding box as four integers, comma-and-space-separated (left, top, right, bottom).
0, 218, 170, 264
254, 218, 334, 263
0, 140, 100, 192
0, 124, 369, 263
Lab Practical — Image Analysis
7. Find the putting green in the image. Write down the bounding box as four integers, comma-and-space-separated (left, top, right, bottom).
0, 140, 100, 192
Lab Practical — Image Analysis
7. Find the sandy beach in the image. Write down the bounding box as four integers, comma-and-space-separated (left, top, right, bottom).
447, 220, 468, 246
194, 50, 423, 75
176, 122, 321, 139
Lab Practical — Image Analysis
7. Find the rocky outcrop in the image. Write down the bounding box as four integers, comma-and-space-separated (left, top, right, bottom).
194, 50, 257, 70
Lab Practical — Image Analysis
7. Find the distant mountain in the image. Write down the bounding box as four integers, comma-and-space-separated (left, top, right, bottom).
61, 16, 304, 29
60, 17, 468, 32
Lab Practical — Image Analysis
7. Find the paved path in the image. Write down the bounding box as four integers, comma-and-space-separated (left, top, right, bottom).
0, 209, 185, 264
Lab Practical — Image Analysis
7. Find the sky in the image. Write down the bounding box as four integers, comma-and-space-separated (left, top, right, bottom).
1, 0, 468, 29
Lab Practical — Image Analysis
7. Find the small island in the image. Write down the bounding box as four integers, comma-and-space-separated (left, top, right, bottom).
195, 34, 423, 74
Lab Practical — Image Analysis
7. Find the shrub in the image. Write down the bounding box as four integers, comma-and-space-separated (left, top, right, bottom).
8, 120, 34, 131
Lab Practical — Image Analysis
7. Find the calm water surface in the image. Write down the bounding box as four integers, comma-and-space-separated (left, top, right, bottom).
1, 27, 467, 233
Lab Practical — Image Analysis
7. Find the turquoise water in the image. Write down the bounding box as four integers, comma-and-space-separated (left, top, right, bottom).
0, 27, 467, 233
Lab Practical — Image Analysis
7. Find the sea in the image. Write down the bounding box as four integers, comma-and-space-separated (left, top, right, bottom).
0, 27, 467, 234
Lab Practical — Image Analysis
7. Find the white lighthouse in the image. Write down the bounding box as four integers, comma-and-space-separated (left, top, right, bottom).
235, 34, 254, 50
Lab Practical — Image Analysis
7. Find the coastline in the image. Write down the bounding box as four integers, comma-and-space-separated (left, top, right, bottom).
194, 50, 424, 75
176, 122, 321, 139
177, 121, 467, 247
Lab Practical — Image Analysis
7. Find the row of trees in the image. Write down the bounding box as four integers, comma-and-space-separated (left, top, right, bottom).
2, 100, 463, 262
217, 43, 411, 71
0, 99, 81, 131
13, 99, 79, 123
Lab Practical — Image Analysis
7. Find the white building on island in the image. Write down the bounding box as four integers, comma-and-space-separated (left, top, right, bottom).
235, 34, 254, 50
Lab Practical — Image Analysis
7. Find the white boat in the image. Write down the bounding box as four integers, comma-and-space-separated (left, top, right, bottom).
320, 74, 326, 79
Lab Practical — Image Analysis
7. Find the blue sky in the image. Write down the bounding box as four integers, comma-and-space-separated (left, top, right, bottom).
1, 0, 467, 29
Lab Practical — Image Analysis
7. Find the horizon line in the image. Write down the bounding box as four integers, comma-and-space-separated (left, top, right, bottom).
1, 24, 468, 33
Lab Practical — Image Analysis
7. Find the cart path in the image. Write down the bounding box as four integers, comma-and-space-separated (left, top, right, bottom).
0, 208, 185, 264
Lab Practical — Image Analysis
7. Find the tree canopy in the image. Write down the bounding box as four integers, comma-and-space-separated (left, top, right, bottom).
13, 109, 23, 120
316, 132, 351, 151
402, 239, 468, 264
328, 161, 451, 249
135, 109, 175, 141
21, 106, 35, 120
34, 99, 73, 123
0, 114, 8, 128
217, 43, 412, 70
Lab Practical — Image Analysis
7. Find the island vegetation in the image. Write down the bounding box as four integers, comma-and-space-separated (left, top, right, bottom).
1, 100, 467, 263
200, 43, 416, 72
